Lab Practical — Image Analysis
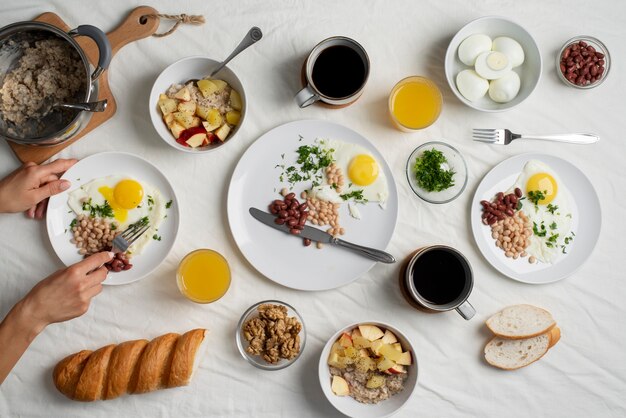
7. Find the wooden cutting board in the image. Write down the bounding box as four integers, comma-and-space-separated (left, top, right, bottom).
7, 6, 160, 163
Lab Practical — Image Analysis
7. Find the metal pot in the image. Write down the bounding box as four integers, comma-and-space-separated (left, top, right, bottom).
0, 21, 111, 146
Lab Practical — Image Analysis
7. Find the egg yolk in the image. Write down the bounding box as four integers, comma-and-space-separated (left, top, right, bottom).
97, 180, 143, 223
526, 173, 558, 204
348, 154, 379, 186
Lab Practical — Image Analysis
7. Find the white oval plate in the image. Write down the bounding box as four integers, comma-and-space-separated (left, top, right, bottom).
471, 153, 601, 284
46, 152, 180, 285
318, 321, 418, 418
227, 120, 398, 291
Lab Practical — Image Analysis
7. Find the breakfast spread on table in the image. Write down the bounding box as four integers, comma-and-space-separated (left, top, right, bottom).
0, 9, 607, 417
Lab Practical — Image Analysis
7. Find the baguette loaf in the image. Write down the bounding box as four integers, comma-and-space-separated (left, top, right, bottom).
53, 329, 207, 401
484, 327, 560, 370
486, 304, 556, 339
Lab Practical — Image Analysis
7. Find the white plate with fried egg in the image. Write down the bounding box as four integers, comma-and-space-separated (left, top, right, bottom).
227, 120, 398, 291
46, 152, 180, 285
471, 153, 601, 283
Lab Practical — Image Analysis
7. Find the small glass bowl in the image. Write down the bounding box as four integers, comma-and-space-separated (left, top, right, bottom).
556, 36, 610, 89
235, 300, 306, 371
406, 141, 468, 204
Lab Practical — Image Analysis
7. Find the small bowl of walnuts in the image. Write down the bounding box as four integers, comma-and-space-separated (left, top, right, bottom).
236, 300, 306, 371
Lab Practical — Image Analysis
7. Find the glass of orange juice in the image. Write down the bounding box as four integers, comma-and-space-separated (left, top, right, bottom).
389, 76, 443, 131
177, 249, 231, 304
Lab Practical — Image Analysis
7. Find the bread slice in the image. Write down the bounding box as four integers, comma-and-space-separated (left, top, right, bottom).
484, 327, 560, 370
486, 304, 556, 339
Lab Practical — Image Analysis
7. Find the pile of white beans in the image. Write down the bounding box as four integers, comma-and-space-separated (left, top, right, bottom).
70, 214, 120, 256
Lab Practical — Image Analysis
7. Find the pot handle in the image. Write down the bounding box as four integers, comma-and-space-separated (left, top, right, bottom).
68, 25, 112, 81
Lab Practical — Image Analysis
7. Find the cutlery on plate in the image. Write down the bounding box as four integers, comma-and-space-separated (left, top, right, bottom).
111, 222, 150, 253
249, 207, 396, 264
54, 99, 108, 112
184, 26, 262, 84
472, 129, 599, 145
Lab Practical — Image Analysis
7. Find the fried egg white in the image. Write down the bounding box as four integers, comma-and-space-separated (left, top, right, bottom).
320, 139, 389, 203
67, 175, 167, 254
509, 160, 574, 263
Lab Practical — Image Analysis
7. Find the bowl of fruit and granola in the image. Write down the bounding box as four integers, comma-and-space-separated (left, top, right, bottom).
318, 321, 418, 418
149, 56, 246, 153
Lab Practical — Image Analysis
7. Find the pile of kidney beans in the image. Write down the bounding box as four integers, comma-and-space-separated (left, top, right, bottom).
268, 193, 312, 246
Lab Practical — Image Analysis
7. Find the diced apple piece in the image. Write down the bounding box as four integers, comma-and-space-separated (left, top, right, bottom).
331, 376, 349, 396
388, 364, 406, 374
396, 351, 412, 366
196, 105, 210, 120
344, 346, 359, 361
178, 100, 196, 114
202, 120, 220, 132
381, 330, 398, 344
173, 111, 195, 129
207, 108, 223, 127
327, 352, 344, 369
366, 374, 386, 389
174, 86, 191, 101
211, 79, 228, 92
355, 356, 375, 373
158, 98, 178, 115
215, 124, 230, 141
377, 357, 396, 372
226, 110, 241, 125
186, 133, 206, 148
358, 348, 370, 358
339, 333, 353, 348
330, 342, 344, 357
379, 344, 402, 362
359, 325, 384, 342
370, 340, 384, 355
169, 122, 185, 139
353, 336, 371, 350
196, 79, 219, 98
392, 343, 402, 352
163, 112, 174, 126
158, 93, 168, 100
351, 328, 363, 339
189, 116, 202, 128
230, 89, 243, 110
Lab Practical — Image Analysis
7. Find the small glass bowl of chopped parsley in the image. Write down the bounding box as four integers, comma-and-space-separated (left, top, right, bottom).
406, 141, 468, 204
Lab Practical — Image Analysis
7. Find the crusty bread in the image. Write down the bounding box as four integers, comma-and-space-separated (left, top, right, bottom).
486, 304, 556, 339
484, 327, 560, 370
53, 329, 206, 401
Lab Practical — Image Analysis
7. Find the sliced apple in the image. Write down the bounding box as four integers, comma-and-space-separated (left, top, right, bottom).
344, 346, 359, 361
163, 112, 174, 126
327, 352, 344, 369
355, 356, 375, 373
189, 116, 202, 128
230, 89, 243, 110
366, 374, 386, 389
197, 79, 219, 98
351, 328, 363, 339
330, 342, 344, 357
379, 344, 402, 362
185, 133, 206, 148
174, 86, 191, 101
206, 108, 223, 127
370, 339, 384, 356
353, 336, 371, 350
359, 325, 384, 342
195, 105, 210, 120
338, 333, 353, 348
396, 351, 412, 366
377, 357, 395, 372
358, 348, 370, 358
158, 93, 168, 100
169, 122, 185, 139
392, 343, 402, 352
226, 110, 241, 125
202, 120, 220, 132
215, 124, 231, 141
173, 111, 195, 129
211, 79, 228, 92
331, 376, 349, 396
388, 364, 406, 374
177, 100, 196, 114
381, 330, 398, 345
158, 98, 178, 115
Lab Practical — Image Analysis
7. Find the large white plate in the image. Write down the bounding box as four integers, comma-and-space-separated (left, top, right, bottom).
46, 152, 180, 285
471, 153, 601, 284
227, 120, 399, 291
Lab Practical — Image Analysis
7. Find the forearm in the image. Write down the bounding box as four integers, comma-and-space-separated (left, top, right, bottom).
0, 299, 45, 385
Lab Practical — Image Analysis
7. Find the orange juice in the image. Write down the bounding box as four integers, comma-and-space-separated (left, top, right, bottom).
177, 249, 231, 303
389, 76, 442, 130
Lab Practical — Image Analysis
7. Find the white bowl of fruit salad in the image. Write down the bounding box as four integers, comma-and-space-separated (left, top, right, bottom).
318, 321, 418, 418
149, 56, 246, 153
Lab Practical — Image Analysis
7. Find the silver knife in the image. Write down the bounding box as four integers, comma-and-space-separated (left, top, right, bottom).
249, 207, 396, 264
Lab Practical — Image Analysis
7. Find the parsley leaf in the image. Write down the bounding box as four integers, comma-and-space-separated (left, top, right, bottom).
340, 190, 368, 203
152, 234, 162, 241
547, 203, 559, 214
82, 199, 114, 218
166, 200, 173, 209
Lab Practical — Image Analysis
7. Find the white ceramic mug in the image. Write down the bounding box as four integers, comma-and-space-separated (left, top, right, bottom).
295, 36, 370, 108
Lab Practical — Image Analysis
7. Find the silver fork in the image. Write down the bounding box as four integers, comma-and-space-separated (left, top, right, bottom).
111, 223, 150, 253
472, 129, 599, 145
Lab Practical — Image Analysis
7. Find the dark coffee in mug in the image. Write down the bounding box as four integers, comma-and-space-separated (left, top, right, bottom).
311, 45, 367, 99
410, 247, 470, 305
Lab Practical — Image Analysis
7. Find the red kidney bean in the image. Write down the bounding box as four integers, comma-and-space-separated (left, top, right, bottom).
286, 193, 295, 200
275, 218, 285, 225
278, 210, 288, 219
290, 228, 301, 235
288, 219, 297, 227
303, 238, 312, 247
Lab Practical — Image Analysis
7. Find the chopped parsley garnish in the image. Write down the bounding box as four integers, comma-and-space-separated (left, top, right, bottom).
82, 199, 114, 218
129, 216, 149, 229
340, 189, 368, 203
152, 234, 162, 241
549, 222, 558, 230
278, 142, 335, 188
528, 190, 546, 206
547, 203, 559, 214
147, 195, 154, 206
110, 224, 117, 230
70, 218, 77, 229
166, 200, 173, 209
545, 233, 559, 248
516, 196, 526, 210
413, 149, 455, 192
533, 221, 547, 237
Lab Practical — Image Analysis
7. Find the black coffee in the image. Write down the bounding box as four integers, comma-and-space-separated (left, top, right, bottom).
411, 248, 468, 305
311, 45, 366, 99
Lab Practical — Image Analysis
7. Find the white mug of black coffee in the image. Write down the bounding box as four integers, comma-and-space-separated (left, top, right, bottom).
295, 36, 370, 108
403, 245, 476, 320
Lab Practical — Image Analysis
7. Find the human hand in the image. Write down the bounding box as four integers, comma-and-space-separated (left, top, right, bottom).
20, 251, 113, 333
0, 159, 77, 219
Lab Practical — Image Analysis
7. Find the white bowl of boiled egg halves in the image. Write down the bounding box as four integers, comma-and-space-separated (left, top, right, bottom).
445, 16, 542, 112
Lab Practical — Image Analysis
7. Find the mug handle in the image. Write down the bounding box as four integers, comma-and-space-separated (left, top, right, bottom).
456, 300, 476, 320
69, 25, 112, 81
295, 85, 320, 108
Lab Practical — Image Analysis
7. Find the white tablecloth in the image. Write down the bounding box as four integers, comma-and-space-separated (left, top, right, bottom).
1, 1, 625, 417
